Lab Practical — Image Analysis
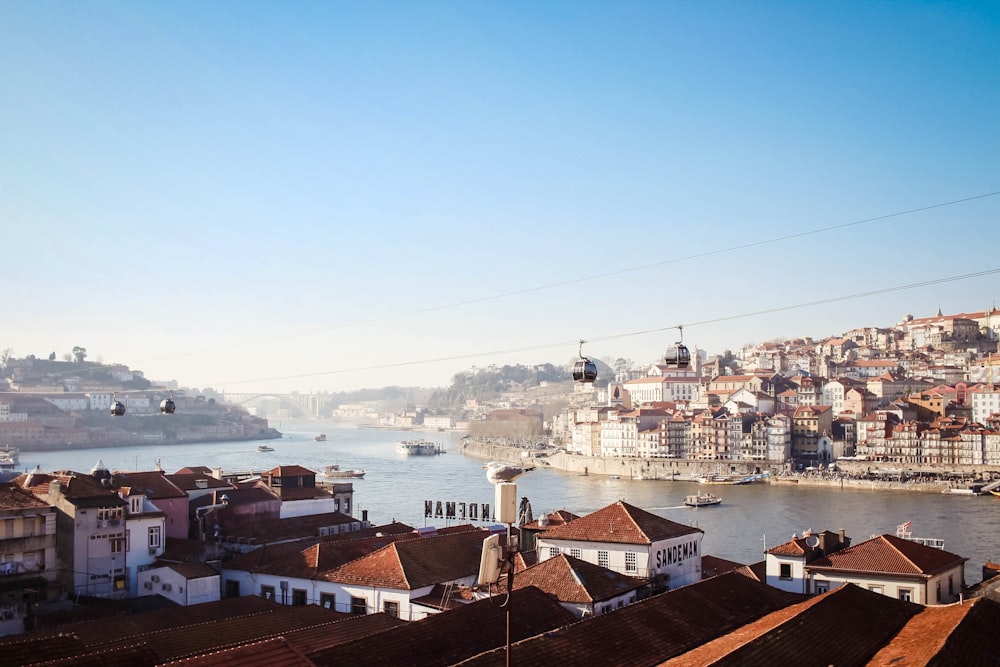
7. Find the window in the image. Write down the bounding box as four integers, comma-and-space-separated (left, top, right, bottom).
779, 563, 792, 580
343, 498, 350, 514
815, 583, 828, 594
148, 526, 161, 550
384, 600, 400, 618
320, 593, 336, 610
948, 575, 954, 596
898, 588, 913, 602
110, 537, 124, 553
549, 547, 559, 558
570, 548, 581, 559
292, 589, 307, 606
225, 580, 240, 598
130, 496, 143, 514
350, 596, 367, 614
625, 552, 637, 573
261, 585, 275, 601
598, 551, 609, 568
869, 585, 883, 595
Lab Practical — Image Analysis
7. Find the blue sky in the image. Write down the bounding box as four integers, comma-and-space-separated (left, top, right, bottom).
3, 2, 998, 393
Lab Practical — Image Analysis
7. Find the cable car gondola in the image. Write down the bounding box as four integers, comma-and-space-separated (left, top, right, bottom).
160, 397, 176, 414
664, 325, 691, 369
110, 396, 126, 417
572, 339, 598, 383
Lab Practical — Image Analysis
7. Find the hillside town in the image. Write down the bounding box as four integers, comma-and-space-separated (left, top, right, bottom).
1, 308, 1000, 664
417, 308, 1000, 482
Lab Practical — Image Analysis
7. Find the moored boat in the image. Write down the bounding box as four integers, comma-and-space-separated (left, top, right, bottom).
684, 493, 722, 507
321, 464, 365, 479
257, 444, 275, 452
396, 439, 444, 456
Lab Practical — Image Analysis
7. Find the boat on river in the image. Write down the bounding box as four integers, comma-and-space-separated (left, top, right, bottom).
684, 492, 722, 507
320, 464, 365, 479
257, 444, 275, 452
315, 434, 327, 442
0, 447, 19, 480
396, 439, 444, 456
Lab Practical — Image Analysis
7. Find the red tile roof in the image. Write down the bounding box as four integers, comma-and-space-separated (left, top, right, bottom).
307, 586, 576, 666
807, 534, 966, 577
510, 554, 645, 603
0, 482, 51, 510
460, 572, 804, 666
111, 471, 187, 499
538, 500, 702, 546
325, 529, 492, 589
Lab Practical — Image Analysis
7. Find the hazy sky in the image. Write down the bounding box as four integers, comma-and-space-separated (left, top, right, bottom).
3, 2, 998, 394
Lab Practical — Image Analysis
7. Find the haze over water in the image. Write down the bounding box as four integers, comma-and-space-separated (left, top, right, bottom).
21, 421, 1000, 584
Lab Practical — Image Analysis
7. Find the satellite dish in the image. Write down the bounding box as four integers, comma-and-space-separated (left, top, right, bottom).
805, 535, 820, 548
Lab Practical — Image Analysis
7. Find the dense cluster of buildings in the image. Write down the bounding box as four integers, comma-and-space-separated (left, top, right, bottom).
0, 454, 998, 663
548, 309, 1000, 472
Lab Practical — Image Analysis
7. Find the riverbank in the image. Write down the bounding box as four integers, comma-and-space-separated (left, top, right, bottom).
459, 440, 968, 495
13, 429, 283, 453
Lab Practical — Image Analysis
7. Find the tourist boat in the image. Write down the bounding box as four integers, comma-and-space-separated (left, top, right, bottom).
396, 439, 444, 456
0, 447, 19, 478
321, 464, 365, 479
684, 493, 722, 507
257, 444, 275, 452
315, 434, 327, 442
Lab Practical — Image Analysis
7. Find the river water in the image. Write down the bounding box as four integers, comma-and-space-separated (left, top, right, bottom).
18, 421, 1000, 584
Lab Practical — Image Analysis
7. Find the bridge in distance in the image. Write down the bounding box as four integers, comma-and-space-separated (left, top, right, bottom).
221, 392, 327, 418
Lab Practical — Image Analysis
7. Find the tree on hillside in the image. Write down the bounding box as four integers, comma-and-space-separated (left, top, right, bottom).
48, 352, 56, 361
73, 346, 87, 363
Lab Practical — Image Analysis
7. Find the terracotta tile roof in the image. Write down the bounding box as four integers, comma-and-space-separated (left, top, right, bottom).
225, 531, 420, 578
267, 465, 317, 477
701, 554, 745, 579
0, 482, 51, 510
866, 600, 972, 666
766, 536, 810, 557
16, 470, 127, 508
307, 586, 576, 666
223, 510, 358, 542
96, 604, 348, 661
807, 534, 966, 577
159, 636, 314, 667
27, 643, 162, 666
166, 473, 234, 492
924, 596, 1000, 666
521, 509, 580, 531
688, 583, 924, 666
538, 500, 702, 546
111, 471, 187, 499
510, 553, 645, 603
0, 634, 87, 666
279, 612, 405, 656
459, 572, 804, 666
325, 529, 492, 589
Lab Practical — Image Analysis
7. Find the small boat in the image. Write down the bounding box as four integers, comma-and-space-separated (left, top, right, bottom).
991, 490, 1000, 498
257, 445, 275, 452
315, 434, 327, 442
684, 493, 722, 507
321, 464, 365, 479
396, 439, 444, 456
0, 446, 19, 469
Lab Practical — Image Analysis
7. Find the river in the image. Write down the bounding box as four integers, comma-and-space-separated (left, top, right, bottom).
18, 420, 1000, 585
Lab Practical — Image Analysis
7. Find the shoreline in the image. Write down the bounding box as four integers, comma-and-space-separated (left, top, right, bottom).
460, 440, 968, 495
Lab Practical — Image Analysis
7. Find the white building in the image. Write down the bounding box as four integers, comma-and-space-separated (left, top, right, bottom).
535, 500, 704, 590
137, 563, 220, 606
